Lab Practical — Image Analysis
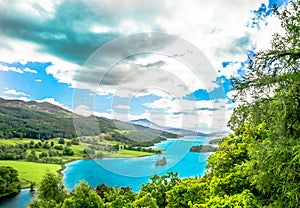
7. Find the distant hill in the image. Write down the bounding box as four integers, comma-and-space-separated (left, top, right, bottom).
0, 98, 178, 146
130, 118, 222, 136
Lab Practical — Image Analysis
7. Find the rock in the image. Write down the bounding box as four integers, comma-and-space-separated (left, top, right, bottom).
190, 145, 216, 153
155, 157, 167, 166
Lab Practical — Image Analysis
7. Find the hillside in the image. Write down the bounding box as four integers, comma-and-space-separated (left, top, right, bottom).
0, 98, 177, 146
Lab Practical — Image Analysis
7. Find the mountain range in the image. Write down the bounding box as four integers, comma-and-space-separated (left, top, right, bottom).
0, 97, 225, 145
130, 119, 226, 137
0, 98, 177, 146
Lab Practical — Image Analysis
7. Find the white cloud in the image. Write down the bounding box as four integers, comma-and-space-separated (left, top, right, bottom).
1, 96, 30, 102
3, 89, 29, 97
93, 111, 113, 119
35, 79, 42, 82
23, 67, 37, 74
114, 104, 130, 110
74, 105, 93, 116
0, 65, 23, 74
37, 97, 71, 111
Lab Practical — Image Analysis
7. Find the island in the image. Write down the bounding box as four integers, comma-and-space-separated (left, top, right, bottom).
190, 145, 216, 153
155, 157, 167, 166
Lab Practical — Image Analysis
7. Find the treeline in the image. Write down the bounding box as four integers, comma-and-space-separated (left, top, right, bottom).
28, 172, 182, 208
124, 145, 162, 154
0, 139, 79, 163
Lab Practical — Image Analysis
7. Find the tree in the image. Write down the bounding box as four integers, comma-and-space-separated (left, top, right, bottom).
0, 166, 20, 197
229, 1, 300, 206
62, 181, 104, 208
28, 172, 67, 207
103, 186, 136, 208
134, 193, 158, 208
138, 172, 180, 208
58, 138, 65, 144
96, 183, 113, 199
166, 178, 208, 208
192, 190, 258, 208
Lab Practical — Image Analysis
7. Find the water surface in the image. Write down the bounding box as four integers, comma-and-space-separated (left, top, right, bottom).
63, 136, 212, 192
0, 189, 35, 208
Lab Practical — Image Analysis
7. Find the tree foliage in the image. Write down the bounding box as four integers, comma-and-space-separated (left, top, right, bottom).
0, 166, 20, 197
28, 173, 67, 208
62, 181, 104, 208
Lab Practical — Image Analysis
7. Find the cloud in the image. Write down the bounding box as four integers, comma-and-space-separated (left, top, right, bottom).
74, 105, 93, 116
139, 97, 229, 132
37, 97, 71, 111
23, 67, 37, 74
1, 96, 30, 102
0, 65, 23, 74
3, 89, 29, 97
35, 79, 42, 82
114, 104, 130, 110
0, 0, 280, 86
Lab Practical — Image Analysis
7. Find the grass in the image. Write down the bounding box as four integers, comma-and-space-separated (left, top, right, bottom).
0, 160, 61, 188
112, 149, 155, 157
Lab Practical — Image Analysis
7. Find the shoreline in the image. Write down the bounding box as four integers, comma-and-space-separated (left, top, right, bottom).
1, 136, 217, 190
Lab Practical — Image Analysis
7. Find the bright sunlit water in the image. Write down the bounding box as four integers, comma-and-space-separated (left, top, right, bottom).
63, 136, 212, 192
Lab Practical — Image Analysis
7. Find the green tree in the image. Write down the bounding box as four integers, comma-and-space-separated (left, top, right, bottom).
28, 172, 67, 208
0, 166, 20, 197
104, 186, 136, 208
229, 1, 300, 206
138, 172, 180, 208
192, 190, 258, 208
134, 193, 158, 208
62, 181, 104, 208
166, 178, 208, 208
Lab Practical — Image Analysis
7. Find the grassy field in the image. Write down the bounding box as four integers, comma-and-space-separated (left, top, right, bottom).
105, 149, 155, 158
0, 138, 161, 187
0, 160, 61, 188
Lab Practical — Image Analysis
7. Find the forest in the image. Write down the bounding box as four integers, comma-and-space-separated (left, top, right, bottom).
1, 1, 300, 207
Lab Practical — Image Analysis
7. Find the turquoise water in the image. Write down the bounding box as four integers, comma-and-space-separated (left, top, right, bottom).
0, 189, 35, 208
0, 136, 212, 207
63, 136, 212, 192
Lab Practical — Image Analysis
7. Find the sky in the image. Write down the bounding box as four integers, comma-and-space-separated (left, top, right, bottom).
0, 0, 289, 133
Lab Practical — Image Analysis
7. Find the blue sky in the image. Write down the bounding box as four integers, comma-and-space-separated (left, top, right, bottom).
0, 0, 289, 132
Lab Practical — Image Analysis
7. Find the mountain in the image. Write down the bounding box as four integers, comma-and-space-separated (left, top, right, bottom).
130, 119, 162, 129
130, 118, 226, 136
0, 98, 76, 139
130, 119, 199, 136
0, 98, 178, 146
0, 97, 71, 117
